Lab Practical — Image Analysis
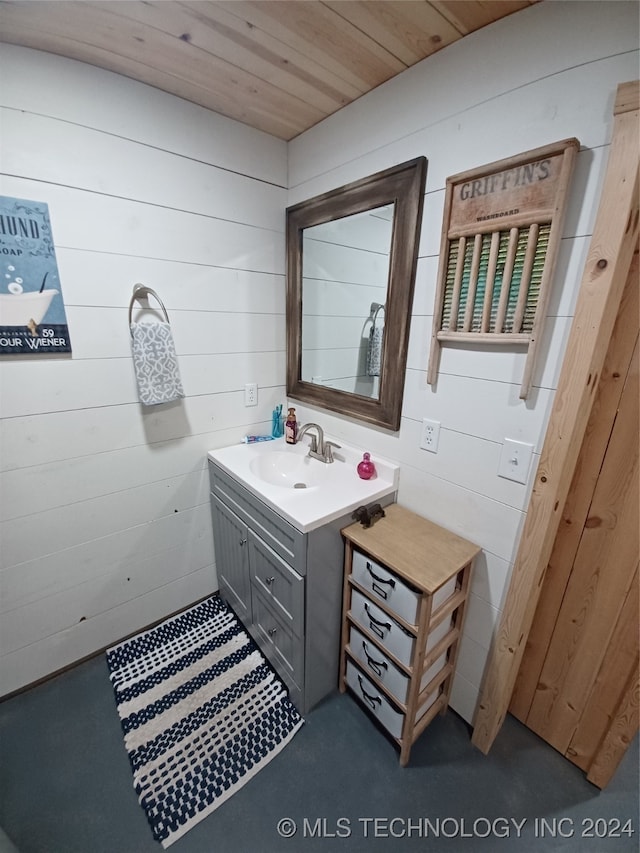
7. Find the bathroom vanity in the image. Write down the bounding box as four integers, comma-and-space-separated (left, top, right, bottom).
207, 438, 398, 714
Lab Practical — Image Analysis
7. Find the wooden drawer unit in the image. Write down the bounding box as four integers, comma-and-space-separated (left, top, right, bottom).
340, 504, 480, 765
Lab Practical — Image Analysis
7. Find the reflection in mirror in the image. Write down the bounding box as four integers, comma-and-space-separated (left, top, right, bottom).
287, 158, 427, 431
301, 204, 394, 400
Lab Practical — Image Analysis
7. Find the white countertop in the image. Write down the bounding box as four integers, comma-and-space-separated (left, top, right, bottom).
208, 436, 399, 533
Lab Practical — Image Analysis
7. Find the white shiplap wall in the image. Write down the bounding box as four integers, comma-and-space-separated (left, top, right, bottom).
0, 45, 287, 695
287, 1, 640, 722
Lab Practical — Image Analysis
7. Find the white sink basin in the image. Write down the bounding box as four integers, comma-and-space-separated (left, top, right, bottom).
249, 450, 330, 489
208, 437, 399, 532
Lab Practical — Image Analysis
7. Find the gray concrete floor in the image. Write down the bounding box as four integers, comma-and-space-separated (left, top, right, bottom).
0, 653, 637, 852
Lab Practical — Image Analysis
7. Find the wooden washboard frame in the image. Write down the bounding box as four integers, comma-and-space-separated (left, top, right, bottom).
427, 139, 580, 399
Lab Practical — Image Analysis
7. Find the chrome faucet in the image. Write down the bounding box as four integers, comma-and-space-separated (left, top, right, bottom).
296, 422, 341, 463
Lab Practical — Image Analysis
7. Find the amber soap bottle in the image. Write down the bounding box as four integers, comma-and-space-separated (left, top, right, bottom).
285, 407, 298, 444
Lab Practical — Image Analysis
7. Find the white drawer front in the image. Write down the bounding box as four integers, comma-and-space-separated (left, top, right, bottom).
348, 626, 411, 703
346, 660, 405, 740
351, 550, 420, 625
349, 626, 447, 705
350, 589, 415, 666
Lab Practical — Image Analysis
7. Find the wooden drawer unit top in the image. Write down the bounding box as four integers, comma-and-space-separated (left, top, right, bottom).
342, 503, 480, 595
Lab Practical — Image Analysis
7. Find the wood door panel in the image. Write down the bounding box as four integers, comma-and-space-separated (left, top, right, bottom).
567, 565, 639, 771
509, 243, 639, 786
525, 337, 638, 750
510, 253, 639, 721
587, 660, 640, 788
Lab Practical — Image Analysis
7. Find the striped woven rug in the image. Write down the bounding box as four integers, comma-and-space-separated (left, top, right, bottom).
106, 595, 304, 848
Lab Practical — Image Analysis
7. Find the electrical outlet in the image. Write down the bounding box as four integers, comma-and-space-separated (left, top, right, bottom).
420, 418, 440, 453
498, 438, 534, 484
244, 383, 258, 407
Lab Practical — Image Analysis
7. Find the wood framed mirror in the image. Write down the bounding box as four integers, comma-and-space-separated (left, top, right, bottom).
286, 157, 427, 431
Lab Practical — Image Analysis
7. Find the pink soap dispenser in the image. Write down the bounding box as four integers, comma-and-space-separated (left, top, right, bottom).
357, 452, 376, 480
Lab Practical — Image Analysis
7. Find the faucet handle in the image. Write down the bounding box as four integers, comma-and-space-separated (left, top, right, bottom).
324, 440, 341, 463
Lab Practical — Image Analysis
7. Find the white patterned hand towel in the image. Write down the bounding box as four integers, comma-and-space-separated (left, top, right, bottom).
366, 325, 383, 376
130, 322, 185, 406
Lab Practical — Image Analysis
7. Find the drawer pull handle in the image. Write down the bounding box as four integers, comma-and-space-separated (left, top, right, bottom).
366, 562, 395, 600
364, 603, 391, 640
264, 576, 275, 586
239, 538, 247, 547
362, 641, 387, 679
366, 562, 395, 585
268, 627, 277, 637
357, 674, 381, 711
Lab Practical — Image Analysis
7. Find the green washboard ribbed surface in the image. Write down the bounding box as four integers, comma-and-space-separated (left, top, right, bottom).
441, 224, 551, 334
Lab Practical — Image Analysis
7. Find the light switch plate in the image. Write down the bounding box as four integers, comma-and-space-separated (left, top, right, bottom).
498, 439, 534, 484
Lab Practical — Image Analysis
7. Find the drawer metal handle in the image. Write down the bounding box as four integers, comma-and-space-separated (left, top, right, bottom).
268, 627, 277, 637
357, 674, 381, 711
362, 641, 387, 679
239, 538, 247, 547
364, 603, 391, 640
264, 576, 275, 586
366, 561, 395, 600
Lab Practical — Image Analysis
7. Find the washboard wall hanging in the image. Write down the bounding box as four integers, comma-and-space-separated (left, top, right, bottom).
426, 138, 580, 399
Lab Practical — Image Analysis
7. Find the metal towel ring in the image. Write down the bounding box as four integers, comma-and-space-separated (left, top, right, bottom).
372, 303, 385, 325
128, 284, 170, 336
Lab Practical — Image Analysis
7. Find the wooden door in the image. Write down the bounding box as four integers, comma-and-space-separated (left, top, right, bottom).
509, 249, 639, 788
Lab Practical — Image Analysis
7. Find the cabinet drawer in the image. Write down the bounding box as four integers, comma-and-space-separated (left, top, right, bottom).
348, 626, 447, 705
346, 660, 442, 742
350, 589, 415, 666
251, 589, 303, 693
248, 530, 304, 637
351, 550, 420, 624
345, 660, 405, 740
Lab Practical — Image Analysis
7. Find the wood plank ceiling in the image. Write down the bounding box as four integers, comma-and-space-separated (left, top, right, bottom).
0, 1, 539, 140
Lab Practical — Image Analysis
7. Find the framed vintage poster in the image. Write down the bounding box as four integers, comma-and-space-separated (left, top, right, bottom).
0, 195, 72, 355
426, 139, 579, 399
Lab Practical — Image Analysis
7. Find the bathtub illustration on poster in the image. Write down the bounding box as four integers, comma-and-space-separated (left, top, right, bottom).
0, 279, 59, 326
0, 195, 72, 355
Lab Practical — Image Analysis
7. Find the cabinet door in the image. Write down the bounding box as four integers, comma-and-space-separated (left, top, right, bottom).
210, 493, 251, 623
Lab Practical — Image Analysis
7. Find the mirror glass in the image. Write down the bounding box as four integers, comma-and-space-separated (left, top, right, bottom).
286, 158, 427, 431
301, 204, 394, 400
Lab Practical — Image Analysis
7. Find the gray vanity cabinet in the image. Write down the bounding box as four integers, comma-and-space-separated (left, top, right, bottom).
209, 459, 378, 714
